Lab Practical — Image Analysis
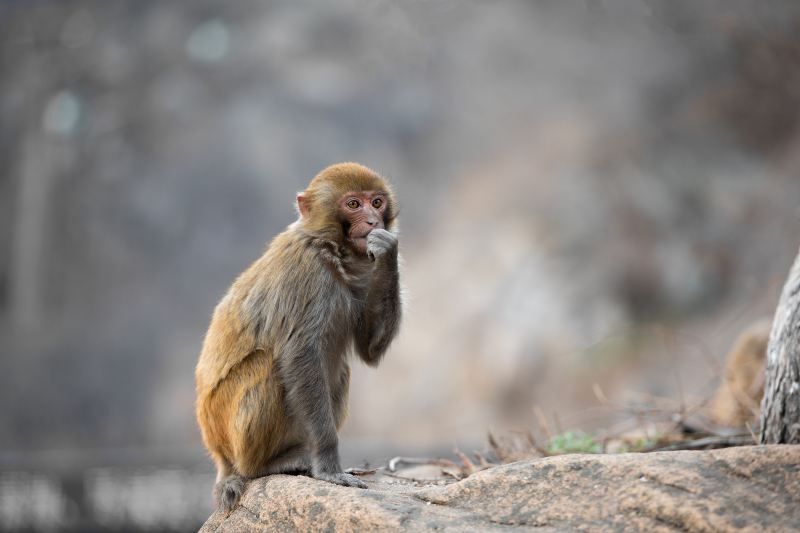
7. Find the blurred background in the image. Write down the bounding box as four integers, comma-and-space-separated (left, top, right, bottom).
2, 0, 800, 530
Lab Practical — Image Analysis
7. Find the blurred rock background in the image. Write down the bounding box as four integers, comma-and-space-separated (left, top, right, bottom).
1, 0, 799, 530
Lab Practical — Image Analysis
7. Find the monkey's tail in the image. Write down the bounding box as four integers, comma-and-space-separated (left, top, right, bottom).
215, 474, 246, 514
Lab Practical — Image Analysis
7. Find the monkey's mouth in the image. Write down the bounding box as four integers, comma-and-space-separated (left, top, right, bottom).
349, 235, 370, 254
350, 228, 374, 241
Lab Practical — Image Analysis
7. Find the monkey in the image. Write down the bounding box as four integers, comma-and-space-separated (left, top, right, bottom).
195, 162, 401, 513
709, 319, 771, 428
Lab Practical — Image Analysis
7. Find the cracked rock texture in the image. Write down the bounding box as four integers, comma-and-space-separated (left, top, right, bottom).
200, 445, 800, 532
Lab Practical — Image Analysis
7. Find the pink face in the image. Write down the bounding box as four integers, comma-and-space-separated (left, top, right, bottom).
339, 190, 387, 254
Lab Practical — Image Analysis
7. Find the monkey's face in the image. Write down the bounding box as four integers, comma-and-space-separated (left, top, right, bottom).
338, 190, 388, 255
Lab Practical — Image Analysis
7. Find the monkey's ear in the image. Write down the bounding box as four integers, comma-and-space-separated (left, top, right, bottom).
296, 193, 310, 218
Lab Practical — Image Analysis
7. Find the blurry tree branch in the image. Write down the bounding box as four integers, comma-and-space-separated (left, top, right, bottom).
760, 246, 800, 444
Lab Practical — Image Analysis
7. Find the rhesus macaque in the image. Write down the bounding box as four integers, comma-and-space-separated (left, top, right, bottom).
195, 163, 401, 512
709, 319, 770, 428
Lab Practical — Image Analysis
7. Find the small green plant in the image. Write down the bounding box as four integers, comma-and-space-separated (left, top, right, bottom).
547, 431, 601, 455
630, 436, 658, 451
612, 436, 658, 454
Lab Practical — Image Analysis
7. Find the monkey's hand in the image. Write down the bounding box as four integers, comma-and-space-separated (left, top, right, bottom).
366, 229, 398, 262
312, 470, 368, 489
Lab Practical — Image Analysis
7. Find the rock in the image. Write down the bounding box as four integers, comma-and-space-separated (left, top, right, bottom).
200, 445, 800, 532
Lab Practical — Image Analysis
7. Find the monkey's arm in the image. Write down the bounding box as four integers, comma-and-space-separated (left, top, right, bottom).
354, 229, 401, 366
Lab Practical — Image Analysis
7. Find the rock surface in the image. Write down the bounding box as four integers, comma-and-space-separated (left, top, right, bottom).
200, 445, 800, 532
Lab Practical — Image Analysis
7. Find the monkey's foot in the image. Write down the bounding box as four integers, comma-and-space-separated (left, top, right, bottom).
313, 471, 368, 489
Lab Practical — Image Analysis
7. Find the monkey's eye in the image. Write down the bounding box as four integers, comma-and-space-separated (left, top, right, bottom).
346, 199, 360, 209
372, 198, 383, 209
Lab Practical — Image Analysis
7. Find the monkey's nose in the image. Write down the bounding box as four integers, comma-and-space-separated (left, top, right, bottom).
367, 218, 377, 226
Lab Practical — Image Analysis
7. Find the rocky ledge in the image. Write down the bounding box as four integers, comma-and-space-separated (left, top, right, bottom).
200, 445, 800, 532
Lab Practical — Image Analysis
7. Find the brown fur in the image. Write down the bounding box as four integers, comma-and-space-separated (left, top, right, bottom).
196, 162, 401, 511
710, 319, 770, 427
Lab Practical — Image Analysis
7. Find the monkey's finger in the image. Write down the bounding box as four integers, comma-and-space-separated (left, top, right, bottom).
332, 473, 368, 489
367, 229, 395, 245
367, 235, 397, 253
313, 471, 368, 488
374, 229, 396, 241
340, 474, 368, 489
367, 228, 390, 238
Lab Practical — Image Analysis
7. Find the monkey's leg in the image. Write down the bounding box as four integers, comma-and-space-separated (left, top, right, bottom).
212, 453, 245, 514
260, 444, 312, 475
282, 350, 367, 489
